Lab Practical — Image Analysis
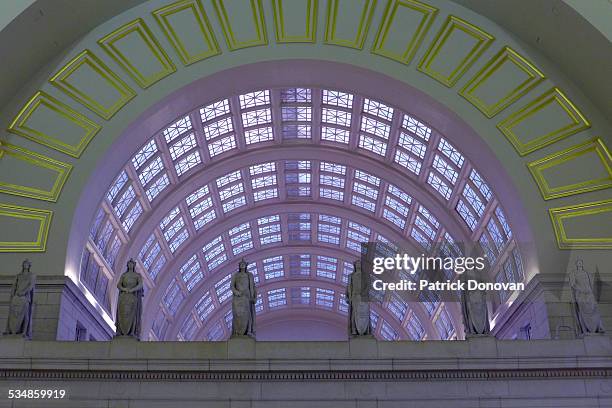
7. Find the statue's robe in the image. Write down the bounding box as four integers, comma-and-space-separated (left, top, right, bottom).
116, 272, 144, 337
347, 272, 371, 336
571, 269, 604, 334
461, 287, 489, 335
231, 271, 256, 336
5, 271, 35, 338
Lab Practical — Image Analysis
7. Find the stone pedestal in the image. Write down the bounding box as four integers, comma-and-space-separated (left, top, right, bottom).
0, 334, 25, 356
349, 335, 378, 358
228, 335, 256, 359
466, 334, 497, 357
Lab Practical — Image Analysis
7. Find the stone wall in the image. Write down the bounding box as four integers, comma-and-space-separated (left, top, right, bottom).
1, 336, 611, 407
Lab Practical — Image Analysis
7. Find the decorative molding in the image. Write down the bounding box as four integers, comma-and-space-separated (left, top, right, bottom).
549, 199, 612, 249
418, 15, 494, 87
459, 46, 545, 118
49, 50, 136, 120
497, 87, 591, 156
325, 0, 377, 49
98, 18, 177, 88
212, 0, 268, 50
0, 141, 72, 202
372, 0, 438, 64
7, 91, 101, 158
0, 204, 52, 252
152, 0, 221, 65
528, 138, 611, 200
272, 0, 318, 43
0, 367, 610, 381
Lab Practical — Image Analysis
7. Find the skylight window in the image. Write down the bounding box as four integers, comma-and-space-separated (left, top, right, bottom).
285, 161, 311, 197
321, 126, 349, 144
107, 171, 128, 202
132, 139, 158, 170
316, 256, 337, 280
407, 314, 425, 340
216, 171, 246, 213
180, 316, 198, 341
288, 213, 311, 241
291, 286, 311, 305
469, 169, 492, 201
315, 288, 334, 308
200, 99, 230, 122
346, 221, 370, 252
263, 256, 284, 279
180, 255, 203, 292
250, 162, 278, 202
427, 172, 452, 200
402, 115, 431, 141
456, 199, 477, 231
202, 235, 226, 271
244, 126, 273, 144
317, 214, 341, 245
383, 184, 412, 229
289, 254, 311, 276
462, 184, 485, 217
319, 162, 346, 201
215, 274, 232, 303
388, 295, 408, 321
195, 291, 214, 321
435, 307, 455, 340
322, 89, 353, 108
239, 90, 270, 109
163, 281, 184, 315
438, 138, 464, 168
258, 215, 282, 245
186, 186, 216, 230
351, 170, 380, 212
163, 116, 192, 144
363, 98, 394, 121
229, 222, 253, 255
281, 88, 311, 103
381, 321, 399, 340
267, 288, 286, 308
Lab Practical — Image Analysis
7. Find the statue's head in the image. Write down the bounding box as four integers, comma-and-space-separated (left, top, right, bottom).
575, 258, 584, 270
239, 258, 248, 272
22, 259, 31, 271
127, 258, 137, 272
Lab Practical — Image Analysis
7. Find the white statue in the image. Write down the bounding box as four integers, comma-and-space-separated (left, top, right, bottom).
4, 259, 36, 338
346, 260, 372, 336
570, 259, 604, 335
115, 259, 144, 338
461, 276, 490, 336
231, 259, 257, 337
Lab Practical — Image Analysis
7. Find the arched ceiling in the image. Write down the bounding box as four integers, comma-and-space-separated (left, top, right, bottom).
1, 0, 610, 118
83, 83, 515, 341
0, 0, 609, 339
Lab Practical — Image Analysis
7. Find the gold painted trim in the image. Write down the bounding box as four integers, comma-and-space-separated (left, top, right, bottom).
212, 0, 268, 50
372, 0, 437, 63
497, 87, 591, 156
528, 138, 611, 200
272, 0, 318, 43
152, 0, 221, 65
459, 46, 545, 118
49, 50, 136, 120
418, 15, 494, 87
325, 0, 377, 49
549, 199, 612, 249
7, 91, 101, 158
0, 141, 72, 202
98, 18, 177, 88
0, 204, 53, 252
